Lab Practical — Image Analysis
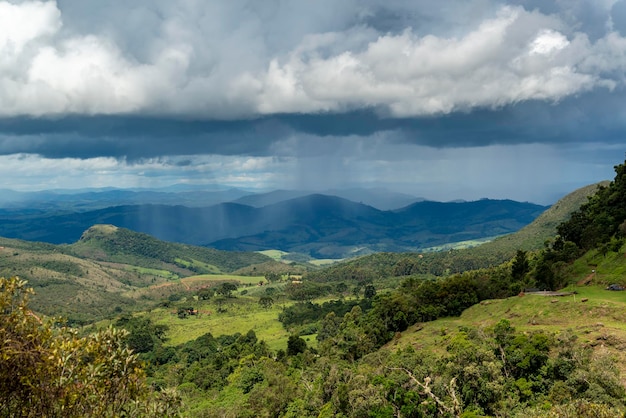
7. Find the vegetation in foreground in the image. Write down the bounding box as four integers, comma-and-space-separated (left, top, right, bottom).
0, 276, 180, 417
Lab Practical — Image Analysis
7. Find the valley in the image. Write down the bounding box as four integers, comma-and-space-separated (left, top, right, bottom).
2, 162, 625, 417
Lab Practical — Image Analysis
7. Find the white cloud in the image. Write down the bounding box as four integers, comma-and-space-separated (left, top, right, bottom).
0, 1, 59, 53
252, 6, 606, 116
529, 29, 570, 55
0, 1, 626, 118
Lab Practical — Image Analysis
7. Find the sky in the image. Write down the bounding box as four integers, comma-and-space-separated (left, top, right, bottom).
0, 0, 625, 204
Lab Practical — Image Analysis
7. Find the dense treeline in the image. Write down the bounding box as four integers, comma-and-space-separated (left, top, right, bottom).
558, 160, 626, 251
528, 159, 626, 290
278, 299, 372, 332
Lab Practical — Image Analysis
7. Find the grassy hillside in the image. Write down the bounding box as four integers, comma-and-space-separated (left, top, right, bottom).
470, 182, 609, 254
0, 226, 295, 324
305, 182, 605, 282
390, 282, 626, 373
69, 224, 273, 274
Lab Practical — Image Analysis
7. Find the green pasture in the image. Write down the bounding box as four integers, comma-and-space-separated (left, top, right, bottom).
148, 296, 291, 351
308, 258, 343, 266
257, 250, 289, 261
567, 246, 626, 285
174, 257, 220, 274
123, 265, 179, 280
182, 274, 266, 286
392, 285, 626, 361
422, 236, 500, 252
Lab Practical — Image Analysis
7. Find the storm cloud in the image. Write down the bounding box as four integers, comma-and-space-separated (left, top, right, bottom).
0, 0, 625, 203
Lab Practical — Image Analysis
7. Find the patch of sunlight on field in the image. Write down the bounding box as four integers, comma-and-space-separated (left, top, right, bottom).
182, 274, 266, 286
421, 236, 499, 252
257, 250, 289, 261
148, 298, 290, 351
309, 258, 343, 266
124, 266, 179, 279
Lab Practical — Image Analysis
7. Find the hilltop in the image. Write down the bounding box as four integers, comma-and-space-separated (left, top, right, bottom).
70, 224, 272, 274
0, 226, 292, 323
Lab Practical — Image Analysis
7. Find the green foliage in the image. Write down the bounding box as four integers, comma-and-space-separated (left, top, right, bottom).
287, 335, 308, 356
196, 287, 214, 300
265, 271, 282, 283
511, 249, 529, 281
284, 281, 332, 301
258, 296, 274, 309
216, 282, 238, 297
0, 276, 177, 417
278, 299, 365, 329
364, 283, 377, 299
558, 159, 626, 251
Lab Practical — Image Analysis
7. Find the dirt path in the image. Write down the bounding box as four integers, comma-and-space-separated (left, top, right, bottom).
577, 272, 595, 286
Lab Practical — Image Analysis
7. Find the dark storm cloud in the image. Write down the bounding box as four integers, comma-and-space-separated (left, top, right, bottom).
0, 84, 624, 160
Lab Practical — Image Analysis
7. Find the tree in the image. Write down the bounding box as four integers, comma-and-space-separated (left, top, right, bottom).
265, 272, 282, 283
0, 276, 178, 417
287, 335, 308, 356
558, 159, 626, 250
364, 284, 377, 299
335, 282, 348, 295
197, 287, 214, 300
259, 296, 274, 309
511, 250, 529, 282
217, 282, 238, 297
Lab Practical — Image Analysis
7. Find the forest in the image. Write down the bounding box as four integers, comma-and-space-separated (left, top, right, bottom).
2, 159, 626, 417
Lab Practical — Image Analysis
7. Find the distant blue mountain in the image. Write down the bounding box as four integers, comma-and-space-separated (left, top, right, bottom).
0, 193, 548, 258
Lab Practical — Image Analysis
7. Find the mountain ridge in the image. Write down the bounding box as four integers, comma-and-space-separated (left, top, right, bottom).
0, 194, 548, 258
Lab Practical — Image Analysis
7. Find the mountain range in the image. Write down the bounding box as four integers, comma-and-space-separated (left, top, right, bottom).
0, 186, 421, 211
0, 191, 547, 258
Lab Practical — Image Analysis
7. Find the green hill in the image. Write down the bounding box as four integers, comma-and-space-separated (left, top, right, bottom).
69, 224, 273, 274
304, 182, 606, 282
0, 225, 286, 323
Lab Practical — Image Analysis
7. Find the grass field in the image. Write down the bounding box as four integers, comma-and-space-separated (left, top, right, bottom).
308, 258, 344, 266
123, 265, 180, 280
390, 285, 626, 367
174, 257, 221, 274
422, 236, 500, 252
146, 296, 291, 351
182, 274, 266, 286
123, 274, 267, 300
257, 250, 289, 261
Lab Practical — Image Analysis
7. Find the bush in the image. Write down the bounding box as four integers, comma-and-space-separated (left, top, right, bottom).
0, 276, 178, 417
